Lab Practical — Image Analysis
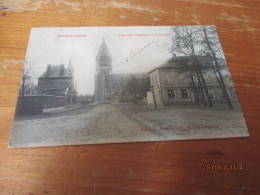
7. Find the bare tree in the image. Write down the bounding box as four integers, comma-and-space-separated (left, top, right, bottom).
201, 26, 233, 108
126, 76, 138, 104
126, 76, 150, 104
138, 76, 151, 98
20, 69, 31, 97
174, 58, 207, 105
171, 26, 213, 107
24, 82, 37, 95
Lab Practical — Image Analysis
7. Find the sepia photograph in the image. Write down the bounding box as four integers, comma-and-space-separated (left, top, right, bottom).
9, 25, 249, 148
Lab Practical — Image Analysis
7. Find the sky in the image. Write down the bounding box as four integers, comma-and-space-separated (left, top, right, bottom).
24, 26, 227, 95
24, 26, 174, 95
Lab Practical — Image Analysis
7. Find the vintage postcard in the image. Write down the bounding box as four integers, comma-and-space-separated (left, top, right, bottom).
9, 26, 249, 148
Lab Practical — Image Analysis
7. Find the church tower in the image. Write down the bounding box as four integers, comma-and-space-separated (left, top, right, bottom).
95, 39, 112, 102
68, 58, 74, 84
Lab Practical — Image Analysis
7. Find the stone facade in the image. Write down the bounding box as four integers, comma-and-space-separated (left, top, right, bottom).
147, 55, 238, 108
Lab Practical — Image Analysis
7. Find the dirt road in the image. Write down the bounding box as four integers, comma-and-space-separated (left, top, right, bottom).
9, 103, 248, 148
10, 104, 155, 147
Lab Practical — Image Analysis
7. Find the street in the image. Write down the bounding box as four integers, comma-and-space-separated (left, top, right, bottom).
9, 103, 248, 148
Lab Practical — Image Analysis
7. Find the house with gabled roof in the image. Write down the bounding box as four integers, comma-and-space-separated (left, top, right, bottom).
146, 54, 238, 108
38, 59, 77, 104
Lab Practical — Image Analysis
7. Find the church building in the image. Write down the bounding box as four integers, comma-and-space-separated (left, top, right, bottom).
94, 39, 150, 103
94, 39, 237, 108
94, 39, 113, 102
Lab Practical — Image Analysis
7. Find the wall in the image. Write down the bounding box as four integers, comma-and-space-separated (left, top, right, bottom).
15, 97, 43, 117
15, 95, 67, 116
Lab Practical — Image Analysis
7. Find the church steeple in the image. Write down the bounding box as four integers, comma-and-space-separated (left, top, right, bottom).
96, 39, 112, 73
96, 38, 112, 60
68, 58, 74, 80
68, 58, 72, 69
95, 39, 113, 102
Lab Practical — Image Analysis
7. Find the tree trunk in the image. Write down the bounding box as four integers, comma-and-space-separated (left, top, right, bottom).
152, 89, 157, 108
214, 60, 233, 108
189, 75, 198, 104
194, 57, 213, 107
202, 26, 233, 108
192, 73, 207, 106
185, 29, 212, 107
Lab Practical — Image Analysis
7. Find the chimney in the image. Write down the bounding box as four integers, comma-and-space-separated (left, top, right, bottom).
172, 53, 177, 57
60, 64, 64, 76
46, 64, 51, 77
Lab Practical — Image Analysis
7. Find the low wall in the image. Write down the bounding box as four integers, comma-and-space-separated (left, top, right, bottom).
15, 97, 43, 117
40, 95, 66, 108
15, 95, 67, 116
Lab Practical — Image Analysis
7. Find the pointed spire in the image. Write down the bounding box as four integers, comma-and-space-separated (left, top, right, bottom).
101, 38, 107, 50
68, 58, 72, 69
96, 38, 111, 59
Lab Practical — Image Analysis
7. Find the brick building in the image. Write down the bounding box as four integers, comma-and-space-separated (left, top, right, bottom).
38, 59, 77, 104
